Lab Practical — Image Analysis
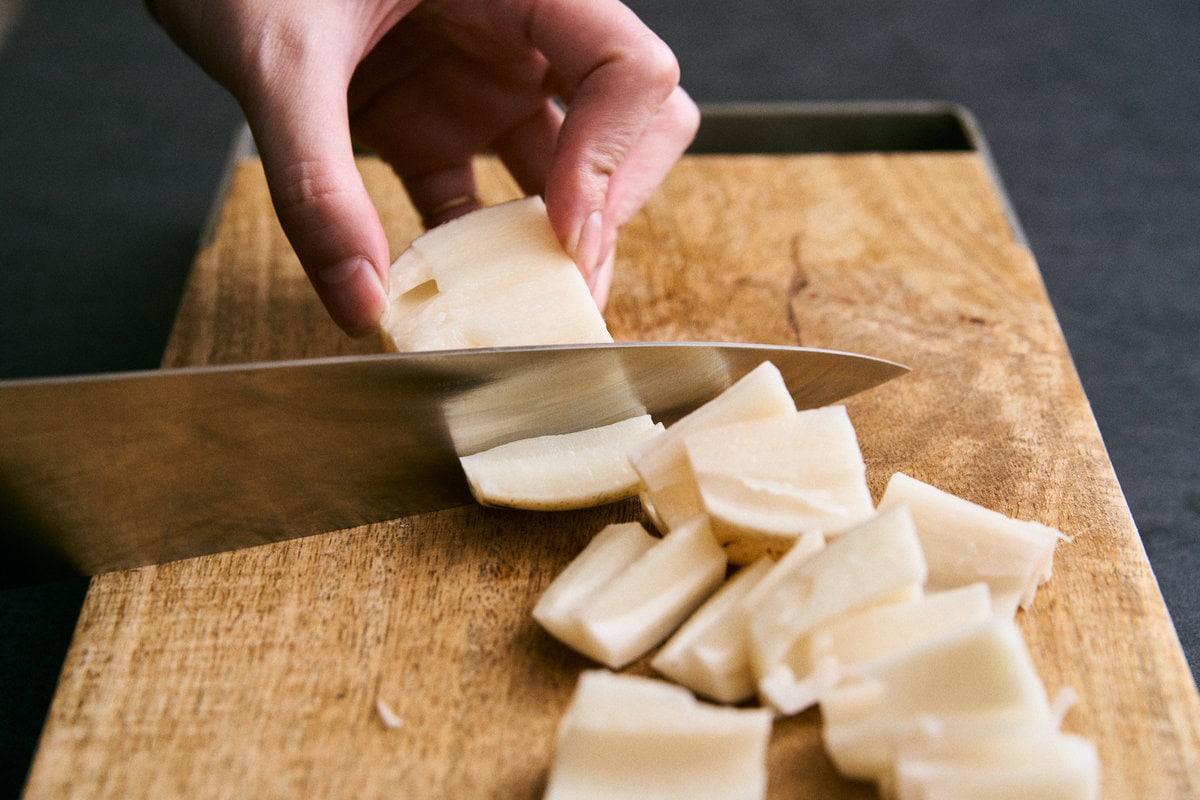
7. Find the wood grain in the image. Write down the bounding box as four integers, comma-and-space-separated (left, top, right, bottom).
24, 153, 1200, 799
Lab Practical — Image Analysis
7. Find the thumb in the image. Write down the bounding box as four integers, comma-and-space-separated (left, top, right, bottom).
244, 69, 391, 336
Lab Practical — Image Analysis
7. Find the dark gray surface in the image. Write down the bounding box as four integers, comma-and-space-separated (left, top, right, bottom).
0, 2, 243, 794
1, 0, 1197, 795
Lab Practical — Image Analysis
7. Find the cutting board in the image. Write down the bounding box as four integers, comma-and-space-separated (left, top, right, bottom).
23, 120, 1200, 798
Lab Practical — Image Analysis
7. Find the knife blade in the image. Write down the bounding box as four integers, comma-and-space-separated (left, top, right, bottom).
0, 342, 906, 584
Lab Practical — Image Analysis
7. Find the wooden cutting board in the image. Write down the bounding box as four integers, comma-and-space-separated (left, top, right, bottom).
23, 150, 1200, 798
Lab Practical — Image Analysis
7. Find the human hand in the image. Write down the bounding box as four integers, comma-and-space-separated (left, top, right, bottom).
148, 0, 699, 335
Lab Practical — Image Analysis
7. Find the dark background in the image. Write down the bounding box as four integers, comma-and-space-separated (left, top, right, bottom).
1, 0, 1196, 795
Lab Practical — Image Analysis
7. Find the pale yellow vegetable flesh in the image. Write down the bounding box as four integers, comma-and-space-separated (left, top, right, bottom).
533, 522, 657, 650
819, 617, 1053, 782
877, 471, 1062, 615
377, 196, 611, 351
646, 530, 827, 705
543, 670, 772, 800
533, 517, 727, 669
628, 361, 797, 532
459, 414, 663, 510
685, 405, 875, 562
734, 529, 827, 612
766, 582, 994, 715
887, 724, 1100, 800
650, 556, 775, 704
747, 505, 929, 707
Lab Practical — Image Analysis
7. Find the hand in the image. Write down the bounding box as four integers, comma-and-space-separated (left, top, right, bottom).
148, 0, 699, 335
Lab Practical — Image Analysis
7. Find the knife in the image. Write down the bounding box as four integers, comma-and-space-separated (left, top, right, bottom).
0, 342, 907, 585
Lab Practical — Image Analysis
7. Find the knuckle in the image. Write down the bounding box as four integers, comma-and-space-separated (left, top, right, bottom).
275, 160, 346, 207
669, 87, 702, 138
624, 34, 681, 98
269, 160, 353, 231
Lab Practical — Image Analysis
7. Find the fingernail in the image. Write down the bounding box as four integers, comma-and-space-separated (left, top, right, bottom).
319, 256, 372, 286
570, 210, 604, 277
587, 250, 615, 311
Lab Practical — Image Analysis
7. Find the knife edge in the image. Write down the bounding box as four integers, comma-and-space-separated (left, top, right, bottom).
0, 342, 907, 584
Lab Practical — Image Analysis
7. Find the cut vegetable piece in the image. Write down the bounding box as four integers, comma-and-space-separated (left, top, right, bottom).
579, 516, 727, 668
685, 406, 875, 563
629, 362, 797, 530
736, 529, 827, 613
378, 196, 611, 351
639, 479, 702, 534
533, 522, 657, 648
746, 506, 927, 708
877, 472, 1064, 615
562, 668, 698, 720
652, 557, 776, 703
534, 517, 727, 669
671, 529, 828, 701
544, 670, 773, 800
761, 583, 993, 715
820, 617, 1053, 782
889, 726, 1100, 800
459, 414, 663, 510
628, 362, 797, 490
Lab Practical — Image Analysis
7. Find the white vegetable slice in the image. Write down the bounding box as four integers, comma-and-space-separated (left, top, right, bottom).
646, 530, 825, 704
685, 405, 875, 563
746, 506, 928, 708
578, 516, 727, 668
459, 414, 664, 510
877, 472, 1064, 615
629, 362, 797, 530
533, 522, 657, 648
761, 583, 994, 715
889, 724, 1100, 800
544, 670, 773, 800
534, 517, 727, 669
736, 529, 827, 612
820, 616, 1053, 782
637, 480, 698, 534
378, 196, 611, 351
651, 557, 776, 703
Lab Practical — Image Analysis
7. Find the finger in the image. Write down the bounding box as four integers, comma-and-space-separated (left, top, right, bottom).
602, 85, 699, 228
522, 0, 691, 273
491, 98, 565, 197
348, 18, 547, 223
401, 162, 483, 228
587, 248, 616, 312
245, 70, 391, 336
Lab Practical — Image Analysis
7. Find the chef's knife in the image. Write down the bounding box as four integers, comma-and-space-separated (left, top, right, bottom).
0, 342, 906, 585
